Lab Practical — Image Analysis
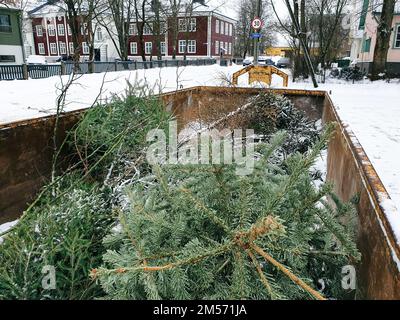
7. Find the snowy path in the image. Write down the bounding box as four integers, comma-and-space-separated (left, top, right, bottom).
0, 64, 399, 217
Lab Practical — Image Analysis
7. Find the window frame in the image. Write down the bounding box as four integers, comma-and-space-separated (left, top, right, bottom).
48, 25, 56, 36
59, 41, 66, 54
96, 27, 103, 41
215, 19, 219, 34
393, 24, 400, 49
36, 25, 43, 37
0, 14, 12, 33
130, 41, 138, 54
178, 39, 186, 53
160, 41, 166, 55
58, 24, 65, 36
145, 41, 152, 54
187, 40, 196, 53
38, 43, 45, 55
49, 42, 57, 55
82, 42, 89, 55
215, 40, 219, 55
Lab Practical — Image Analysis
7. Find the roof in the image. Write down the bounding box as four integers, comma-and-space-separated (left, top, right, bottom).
0, 3, 22, 12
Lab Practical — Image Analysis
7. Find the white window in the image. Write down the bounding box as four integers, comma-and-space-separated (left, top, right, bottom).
96, 27, 103, 41
143, 23, 152, 35
395, 24, 400, 48
69, 42, 74, 54
68, 25, 72, 35
178, 18, 186, 32
58, 24, 65, 36
220, 20, 224, 35
225, 22, 228, 35
36, 25, 43, 37
145, 41, 152, 54
178, 40, 186, 53
160, 41, 166, 54
81, 23, 88, 35
215, 40, 219, 55
130, 42, 137, 54
215, 19, 219, 33
129, 23, 137, 35
189, 18, 196, 32
59, 42, 66, 54
225, 42, 228, 53
38, 43, 45, 54
50, 42, 57, 54
48, 25, 55, 36
187, 40, 196, 53
82, 42, 89, 54
228, 42, 232, 55
229, 24, 233, 36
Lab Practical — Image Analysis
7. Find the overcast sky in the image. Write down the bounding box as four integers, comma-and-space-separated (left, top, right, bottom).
207, 0, 289, 46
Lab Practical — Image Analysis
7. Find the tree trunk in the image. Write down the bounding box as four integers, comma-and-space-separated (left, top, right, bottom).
371, 0, 396, 80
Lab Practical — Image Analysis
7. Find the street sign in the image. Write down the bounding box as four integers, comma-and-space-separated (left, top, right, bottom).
251, 33, 261, 39
251, 17, 263, 30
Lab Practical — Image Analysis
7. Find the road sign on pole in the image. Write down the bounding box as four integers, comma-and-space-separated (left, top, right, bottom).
251, 17, 263, 31
251, 33, 261, 39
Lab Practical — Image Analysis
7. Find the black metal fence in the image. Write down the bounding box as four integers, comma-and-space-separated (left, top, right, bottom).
0, 58, 217, 81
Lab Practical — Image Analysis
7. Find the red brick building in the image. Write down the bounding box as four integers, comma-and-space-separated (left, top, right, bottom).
127, 11, 236, 59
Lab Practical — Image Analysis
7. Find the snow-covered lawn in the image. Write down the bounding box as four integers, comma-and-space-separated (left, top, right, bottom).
0, 64, 399, 219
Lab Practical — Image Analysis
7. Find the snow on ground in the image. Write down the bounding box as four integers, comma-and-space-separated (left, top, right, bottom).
0, 64, 399, 240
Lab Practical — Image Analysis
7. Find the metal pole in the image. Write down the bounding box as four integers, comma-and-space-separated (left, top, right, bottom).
253, 0, 262, 66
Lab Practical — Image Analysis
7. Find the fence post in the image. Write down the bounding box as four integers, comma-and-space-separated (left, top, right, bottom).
114, 61, 118, 72
61, 62, 66, 75
22, 64, 28, 80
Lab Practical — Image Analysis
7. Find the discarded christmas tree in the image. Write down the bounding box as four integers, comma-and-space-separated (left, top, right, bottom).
92, 126, 360, 300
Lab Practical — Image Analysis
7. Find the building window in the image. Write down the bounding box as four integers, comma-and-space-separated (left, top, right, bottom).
58, 24, 65, 36
130, 42, 137, 54
143, 23, 152, 35
96, 27, 103, 41
160, 22, 166, 34
68, 25, 72, 35
48, 25, 56, 36
178, 18, 196, 32
225, 22, 228, 35
215, 19, 219, 33
0, 55, 16, 62
229, 24, 233, 36
394, 24, 400, 48
38, 43, 45, 54
178, 18, 186, 32
82, 42, 89, 54
215, 40, 219, 55
362, 38, 371, 52
0, 14, 12, 33
160, 41, 166, 55
36, 25, 43, 37
69, 42, 74, 54
189, 18, 196, 32
59, 42, 66, 54
178, 40, 186, 53
129, 23, 137, 35
50, 42, 57, 54
81, 23, 88, 35
145, 41, 152, 54
220, 20, 224, 35
187, 40, 196, 53
228, 42, 232, 55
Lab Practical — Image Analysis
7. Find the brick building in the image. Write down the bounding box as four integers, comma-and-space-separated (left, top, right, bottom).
126, 11, 236, 59
26, 1, 235, 62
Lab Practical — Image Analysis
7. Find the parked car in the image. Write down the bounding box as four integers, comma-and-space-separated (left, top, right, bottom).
243, 57, 254, 66
257, 56, 275, 66
276, 58, 291, 68
56, 55, 73, 62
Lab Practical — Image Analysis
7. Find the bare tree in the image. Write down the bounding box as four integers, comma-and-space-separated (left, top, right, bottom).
370, 0, 397, 79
